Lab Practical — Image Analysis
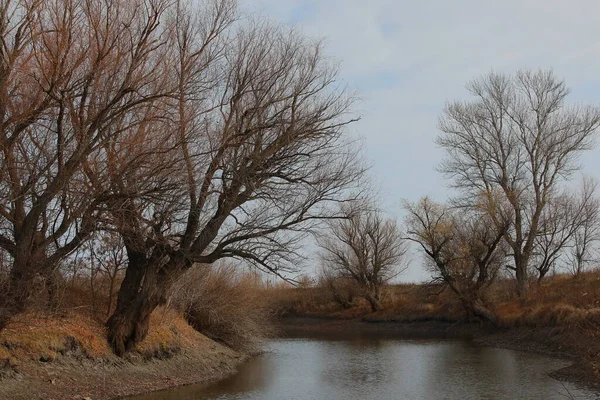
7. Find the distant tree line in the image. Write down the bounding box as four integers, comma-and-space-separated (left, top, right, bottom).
403, 70, 600, 324
318, 71, 600, 325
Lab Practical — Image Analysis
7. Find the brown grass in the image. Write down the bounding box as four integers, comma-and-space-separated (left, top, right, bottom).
0, 306, 209, 371
491, 270, 600, 329
171, 264, 276, 353
272, 269, 600, 330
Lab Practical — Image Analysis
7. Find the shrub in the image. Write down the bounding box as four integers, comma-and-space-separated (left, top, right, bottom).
170, 264, 275, 354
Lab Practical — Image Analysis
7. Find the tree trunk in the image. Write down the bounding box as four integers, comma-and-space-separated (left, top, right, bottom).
0, 251, 38, 331
106, 285, 166, 356
536, 270, 547, 285
467, 298, 499, 327
106, 251, 152, 356
514, 256, 528, 297
106, 269, 168, 356
45, 270, 61, 312
365, 289, 381, 313
106, 255, 187, 356
107, 274, 116, 318
450, 283, 498, 327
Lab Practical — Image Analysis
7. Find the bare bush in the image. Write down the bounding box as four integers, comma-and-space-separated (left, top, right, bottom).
170, 263, 274, 353
318, 203, 407, 312
404, 197, 509, 325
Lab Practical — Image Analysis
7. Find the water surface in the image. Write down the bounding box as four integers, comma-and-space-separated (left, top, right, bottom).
129, 335, 599, 400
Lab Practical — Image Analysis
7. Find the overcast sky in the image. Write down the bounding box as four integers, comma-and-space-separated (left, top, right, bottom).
239, 0, 600, 282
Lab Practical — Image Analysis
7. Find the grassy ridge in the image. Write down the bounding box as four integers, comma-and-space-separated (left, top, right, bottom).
0, 264, 274, 399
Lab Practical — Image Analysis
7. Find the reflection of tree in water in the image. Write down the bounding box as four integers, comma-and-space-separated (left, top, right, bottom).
127, 339, 594, 400
201, 354, 274, 398
318, 339, 395, 390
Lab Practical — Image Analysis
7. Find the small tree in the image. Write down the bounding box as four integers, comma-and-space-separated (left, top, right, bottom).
569, 180, 600, 276
404, 197, 508, 325
90, 233, 127, 317
533, 179, 599, 282
318, 267, 359, 309
318, 203, 406, 312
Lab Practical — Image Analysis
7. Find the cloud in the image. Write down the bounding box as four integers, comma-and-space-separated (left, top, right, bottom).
239, 0, 600, 281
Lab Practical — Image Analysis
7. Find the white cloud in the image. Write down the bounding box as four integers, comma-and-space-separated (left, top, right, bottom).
239, 0, 600, 281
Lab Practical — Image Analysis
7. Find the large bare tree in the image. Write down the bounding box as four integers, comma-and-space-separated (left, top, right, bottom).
95, 5, 364, 354
437, 70, 600, 296
318, 203, 406, 312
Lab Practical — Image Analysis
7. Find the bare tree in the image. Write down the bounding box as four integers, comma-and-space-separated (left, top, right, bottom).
404, 197, 508, 325
0, 0, 175, 329
569, 179, 600, 276
318, 267, 359, 309
318, 203, 406, 312
533, 179, 599, 282
99, 9, 364, 354
438, 70, 600, 296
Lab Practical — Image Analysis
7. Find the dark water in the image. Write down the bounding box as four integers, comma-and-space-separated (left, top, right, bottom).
129, 336, 599, 400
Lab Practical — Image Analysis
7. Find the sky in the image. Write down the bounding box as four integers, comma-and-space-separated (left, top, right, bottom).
239, 0, 600, 282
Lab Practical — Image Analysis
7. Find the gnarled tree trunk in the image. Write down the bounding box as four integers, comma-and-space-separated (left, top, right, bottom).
365, 288, 381, 313
463, 297, 498, 327
106, 254, 188, 356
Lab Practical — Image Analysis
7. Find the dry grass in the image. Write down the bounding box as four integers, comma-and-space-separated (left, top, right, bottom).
0, 306, 228, 374
493, 270, 600, 329
171, 264, 276, 353
0, 312, 110, 364
272, 269, 600, 330
271, 282, 468, 322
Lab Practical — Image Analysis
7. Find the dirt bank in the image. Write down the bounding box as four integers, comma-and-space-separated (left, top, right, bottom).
1, 345, 248, 400
279, 316, 600, 392
0, 311, 250, 400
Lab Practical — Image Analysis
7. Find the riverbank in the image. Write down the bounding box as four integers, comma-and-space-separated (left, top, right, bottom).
0, 309, 250, 400
279, 316, 600, 392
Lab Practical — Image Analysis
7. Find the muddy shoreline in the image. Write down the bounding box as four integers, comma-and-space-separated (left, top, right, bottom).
0, 342, 249, 400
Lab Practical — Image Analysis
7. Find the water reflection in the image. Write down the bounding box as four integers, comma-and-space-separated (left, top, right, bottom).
128, 337, 599, 400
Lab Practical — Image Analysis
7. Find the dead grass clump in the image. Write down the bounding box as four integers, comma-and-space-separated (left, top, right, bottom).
171, 264, 274, 354
134, 307, 207, 360
268, 285, 338, 317
493, 271, 600, 328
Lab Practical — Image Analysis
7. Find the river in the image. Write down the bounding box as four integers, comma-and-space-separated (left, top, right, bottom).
127, 334, 599, 400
